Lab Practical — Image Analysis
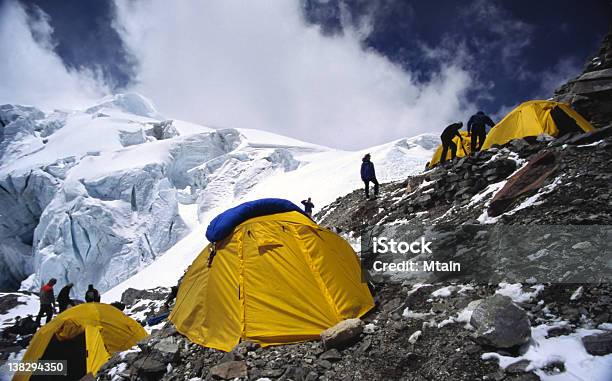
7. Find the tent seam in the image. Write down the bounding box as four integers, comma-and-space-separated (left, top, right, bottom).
292, 225, 342, 322
239, 227, 246, 342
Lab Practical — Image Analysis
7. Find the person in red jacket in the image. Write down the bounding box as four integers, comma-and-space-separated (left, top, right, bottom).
35, 278, 57, 326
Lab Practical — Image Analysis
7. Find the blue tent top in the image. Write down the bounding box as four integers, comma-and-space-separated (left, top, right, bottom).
205, 198, 308, 242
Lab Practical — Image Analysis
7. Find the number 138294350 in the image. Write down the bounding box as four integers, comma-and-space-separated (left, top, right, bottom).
8, 360, 67, 376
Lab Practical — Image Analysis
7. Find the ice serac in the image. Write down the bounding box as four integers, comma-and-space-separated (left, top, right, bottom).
85, 93, 162, 119
191, 145, 300, 218
31, 164, 188, 297
0, 104, 64, 289
0, 169, 60, 289
0, 94, 323, 295
0, 96, 196, 294
168, 129, 242, 189
0, 105, 45, 164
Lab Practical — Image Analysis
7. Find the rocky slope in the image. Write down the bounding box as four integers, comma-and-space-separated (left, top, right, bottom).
87, 282, 610, 381
318, 129, 612, 286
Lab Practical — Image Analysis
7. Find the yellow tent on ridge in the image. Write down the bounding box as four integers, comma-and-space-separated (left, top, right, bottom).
169, 210, 374, 352
13, 303, 147, 381
428, 130, 472, 168
481, 100, 594, 150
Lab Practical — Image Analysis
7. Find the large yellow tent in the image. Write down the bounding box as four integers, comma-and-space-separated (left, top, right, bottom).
14, 303, 147, 381
169, 207, 374, 352
428, 130, 472, 168
482, 100, 594, 150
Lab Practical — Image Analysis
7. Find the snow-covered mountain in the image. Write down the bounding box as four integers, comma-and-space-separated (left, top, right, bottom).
0, 93, 436, 299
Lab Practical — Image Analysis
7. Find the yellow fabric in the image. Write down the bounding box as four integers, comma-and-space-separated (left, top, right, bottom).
482, 100, 594, 150
85, 325, 110, 376
54, 319, 83, 341
429, 130, 472, 167
13, 303, 147, 381
169, 211, 374, 352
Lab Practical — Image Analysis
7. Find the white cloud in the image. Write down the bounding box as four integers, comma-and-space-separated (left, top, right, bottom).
0, 0, 475, 149
113, 0, 474, 149
0, 1, 107, 110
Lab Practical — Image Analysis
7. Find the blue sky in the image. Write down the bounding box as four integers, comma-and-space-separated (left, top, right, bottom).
305, 0, 610, 111
2, 0, 610, 149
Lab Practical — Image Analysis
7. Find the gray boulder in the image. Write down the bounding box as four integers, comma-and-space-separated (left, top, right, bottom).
319, 348, 342, 361
320, 318, 364, 349
470, 294, 531, 348
210, 360, 247, 379
582, 331, 612, 356
133, 357, 166, 375
151, 336, 180, 363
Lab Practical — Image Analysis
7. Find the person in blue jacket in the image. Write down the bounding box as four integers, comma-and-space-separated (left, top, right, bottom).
361, 153, 379, 199
467, 111, 495, 153
301, 198, 314, 216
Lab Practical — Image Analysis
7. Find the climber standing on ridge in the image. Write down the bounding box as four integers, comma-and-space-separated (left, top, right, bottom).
35, 278, 57, 326
301, 197, 315, 217
361, 153, 379, 199
85, 284, 101, 303
467, 111, 495, 153
57, 282, 75, 312
440, 122, 464, 164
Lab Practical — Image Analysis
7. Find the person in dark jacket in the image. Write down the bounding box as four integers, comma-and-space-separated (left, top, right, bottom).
164, 286, 179, 310
3, 315, 38, 337
360, 154, 379, 199
440, 122, 464, 163
56, 283, 75, 312
35, 278, 57, 326
301, 198, 314, 216
467, 111, 495, 153
85, 284, 100, 303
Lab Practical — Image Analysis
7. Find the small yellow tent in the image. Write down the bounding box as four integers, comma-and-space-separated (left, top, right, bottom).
169, 209, 374, 352
14, 303, 147, 381
482, 100, 594, 150
428, 130, 472, 168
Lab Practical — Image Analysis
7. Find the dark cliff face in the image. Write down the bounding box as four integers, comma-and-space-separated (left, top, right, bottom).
553, 30, 612, 129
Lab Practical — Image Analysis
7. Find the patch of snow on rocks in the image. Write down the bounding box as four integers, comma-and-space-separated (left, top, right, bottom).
0, 293, 39, 329
495, 283, 544, 303
482, 322, 612, 381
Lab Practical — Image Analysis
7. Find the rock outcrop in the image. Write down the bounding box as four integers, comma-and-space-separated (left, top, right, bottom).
470, 294, 531, 348
553, 30, 612, 128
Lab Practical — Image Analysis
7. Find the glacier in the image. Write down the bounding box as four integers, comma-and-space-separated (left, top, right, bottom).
0, 93, 437, 299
